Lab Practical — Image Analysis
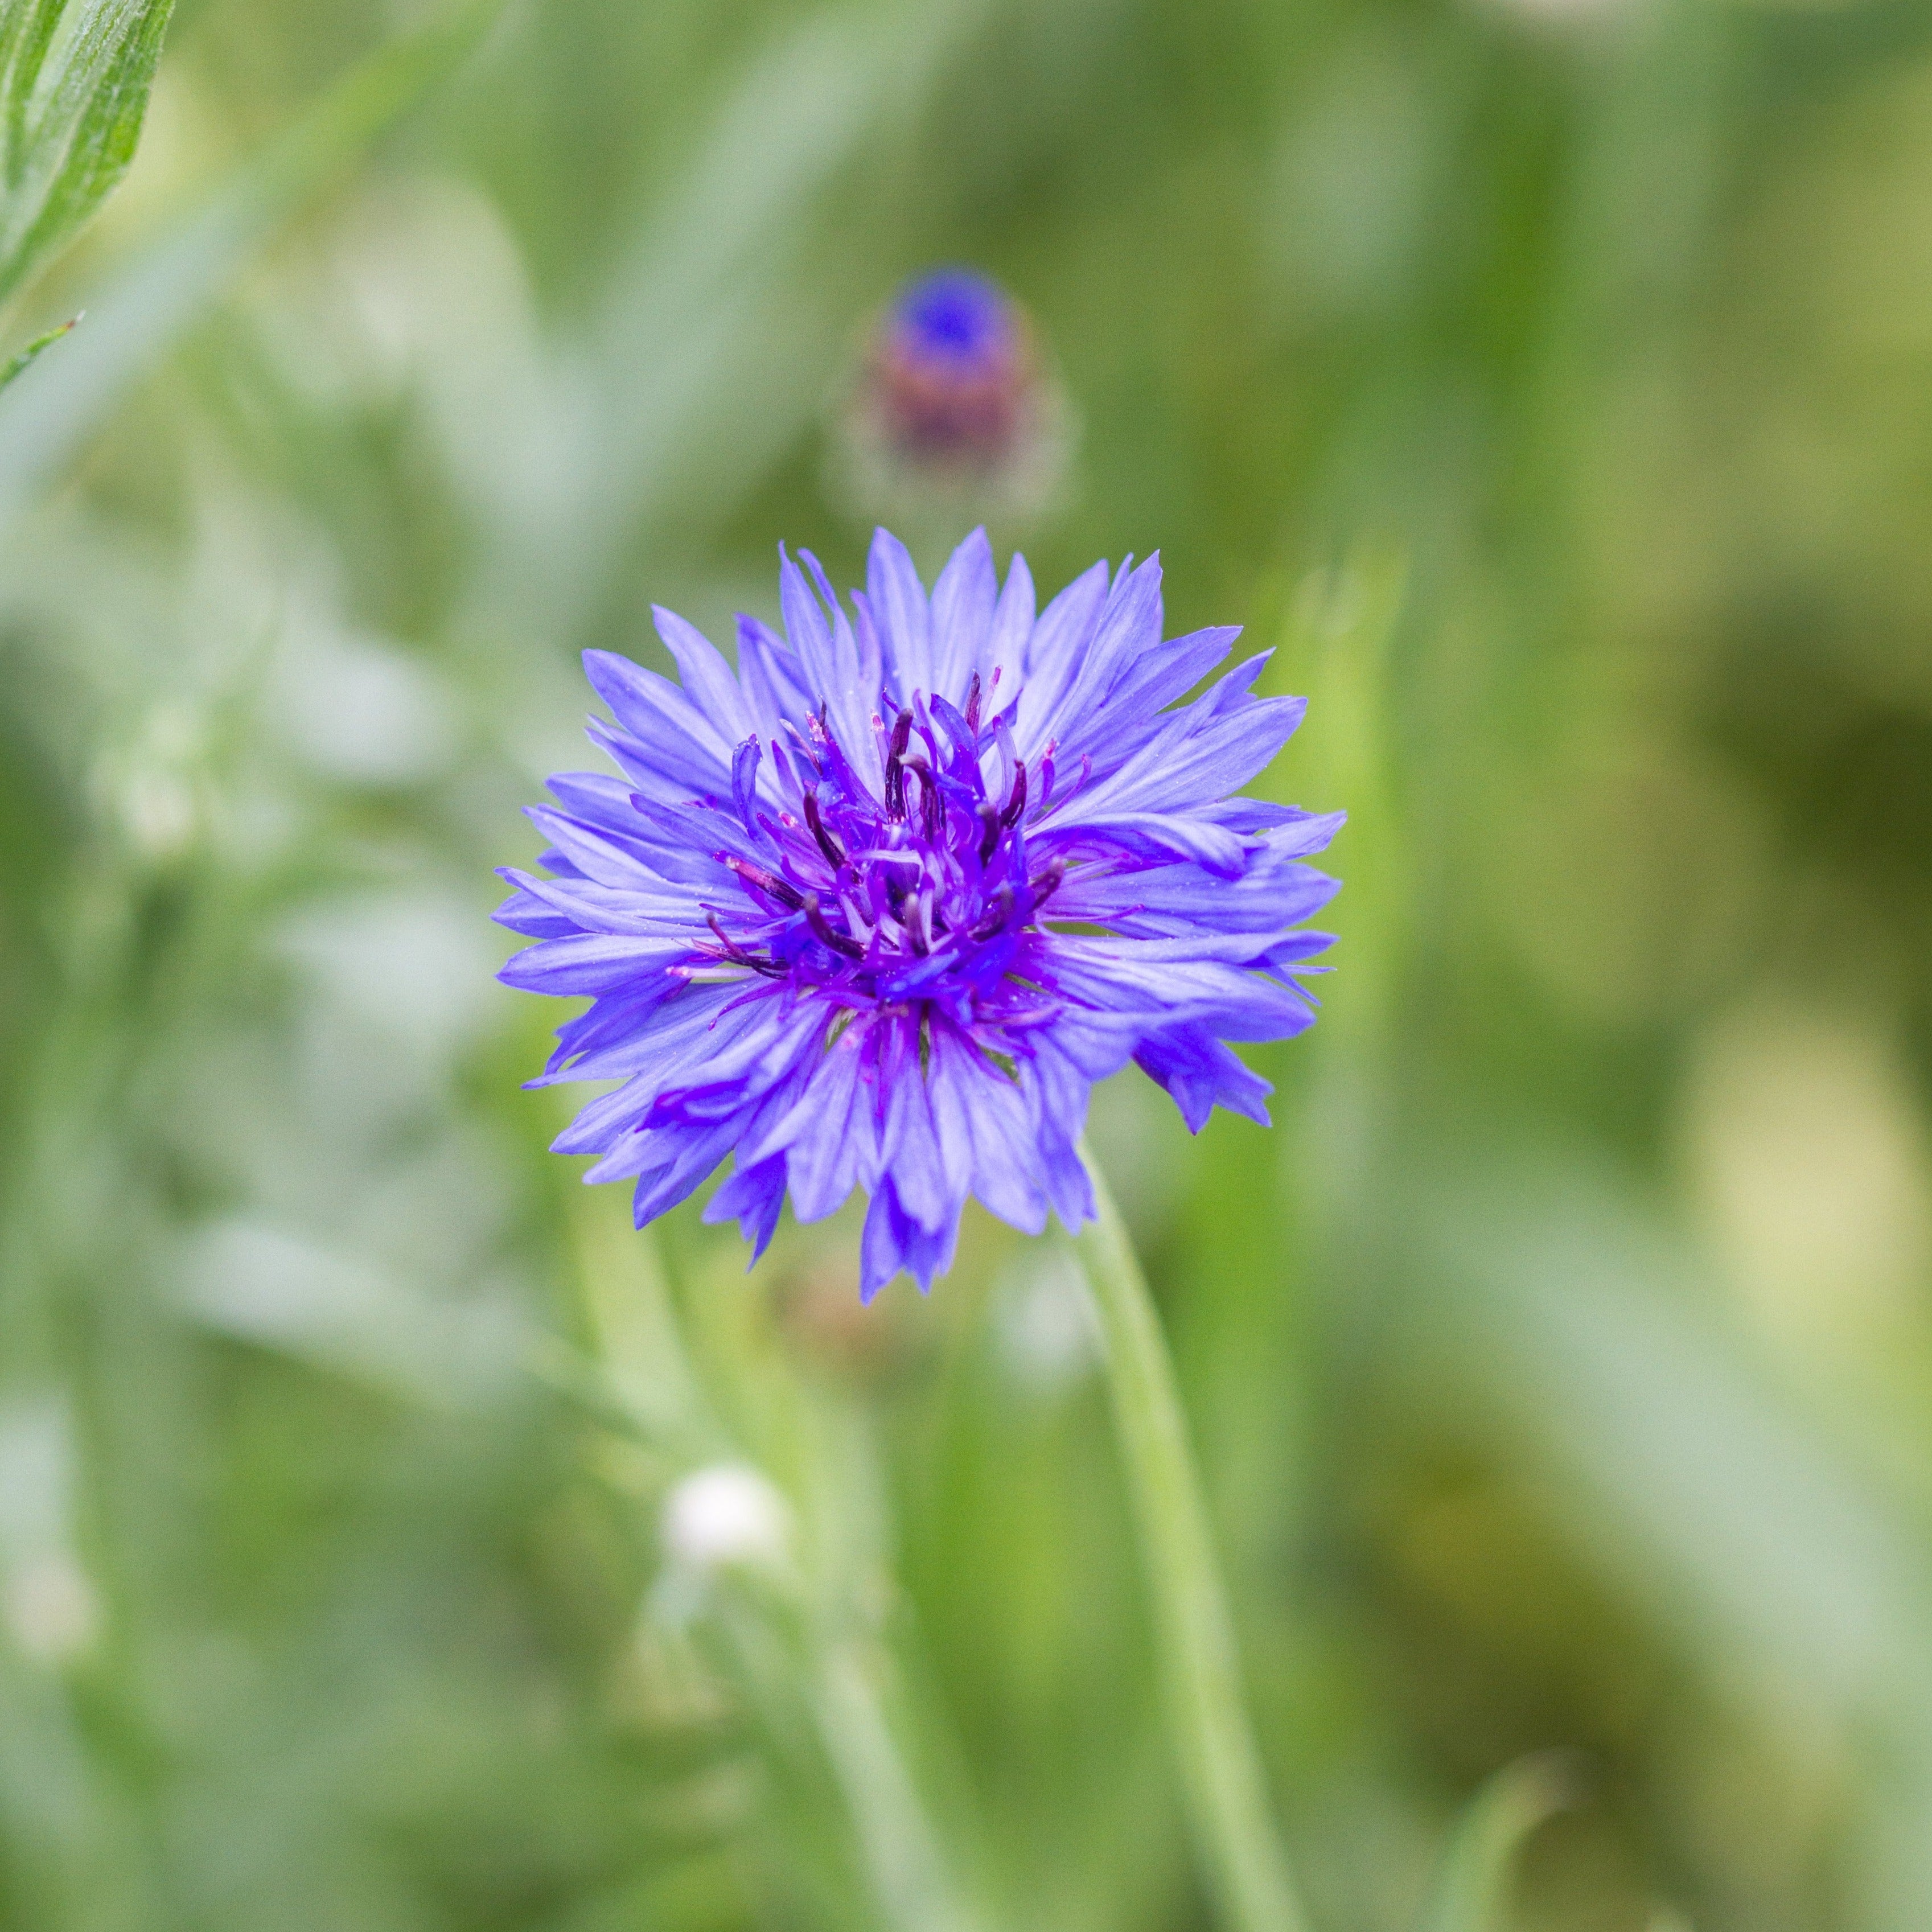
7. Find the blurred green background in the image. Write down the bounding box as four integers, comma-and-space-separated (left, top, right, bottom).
3, 0, 1932, 1926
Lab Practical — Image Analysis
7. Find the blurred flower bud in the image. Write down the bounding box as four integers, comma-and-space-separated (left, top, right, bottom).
660, 1464, 791, 1576
95, 701, 210, 866
3, 1553, 100, 1667
829, 268, 1072, 525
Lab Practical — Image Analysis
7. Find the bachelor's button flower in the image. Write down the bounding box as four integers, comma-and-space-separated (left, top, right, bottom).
872, 268, 1030, 463
833, 268, 1070, 522
497, 528, 1341, 1301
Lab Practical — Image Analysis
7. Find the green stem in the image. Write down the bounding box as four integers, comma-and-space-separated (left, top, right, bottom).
562, 1186, 985, 1932
813, 1640, 983, 1932
1072, 1149, 1310, 1932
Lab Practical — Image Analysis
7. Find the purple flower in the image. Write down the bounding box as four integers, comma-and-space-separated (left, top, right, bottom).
497, 529, 1341, 1300
835, 269, 1070, 520
870, 268, 1034, 466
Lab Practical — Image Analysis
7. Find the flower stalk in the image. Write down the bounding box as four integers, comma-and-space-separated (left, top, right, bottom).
1073, 1150, 1310, 1932
562, 1180, 985, 1932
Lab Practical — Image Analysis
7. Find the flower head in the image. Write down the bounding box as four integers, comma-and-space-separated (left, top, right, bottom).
833, 269, 1070, 521
498, 529, 1340, 1300
873, 268, 1032, 463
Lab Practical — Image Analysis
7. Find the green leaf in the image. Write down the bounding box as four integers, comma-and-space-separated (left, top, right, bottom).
0, 0, 176, 311
0, 310, 76, 390
0, 0, 502, 528
1421, 1752, 1586, 1932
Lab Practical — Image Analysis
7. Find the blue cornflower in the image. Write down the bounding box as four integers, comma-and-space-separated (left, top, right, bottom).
835, 269, 1069, 520
873, 268, 1030, 463
498, 529, 1340, 1301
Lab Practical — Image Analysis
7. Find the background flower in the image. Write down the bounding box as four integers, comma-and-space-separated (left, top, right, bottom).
830, 268, 1072, 527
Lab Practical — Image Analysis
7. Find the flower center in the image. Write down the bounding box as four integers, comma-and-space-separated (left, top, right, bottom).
698, 675, 1068, 1021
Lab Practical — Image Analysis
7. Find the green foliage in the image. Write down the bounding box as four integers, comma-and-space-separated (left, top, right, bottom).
1421, 1753, 1583, 1932
0, 0, 503, 518
2, 1, 1932, 1929
0, 309, 72, 389
0, 0, 174, 311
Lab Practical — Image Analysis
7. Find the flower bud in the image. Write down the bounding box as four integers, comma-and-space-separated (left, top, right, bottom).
831, 268, 1071, 523
660, 1464, 791, 1576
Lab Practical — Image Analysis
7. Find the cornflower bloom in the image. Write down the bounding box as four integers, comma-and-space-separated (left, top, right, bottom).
498, 528, 1339, 1300
834, 268, 1068, 519
869, 268, 1034, 466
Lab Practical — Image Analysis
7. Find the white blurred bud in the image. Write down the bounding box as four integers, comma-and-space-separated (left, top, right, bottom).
661, 1464, 790, 1576
122, 767, 198, 861
3, 1554, 100, 1666
97, 701, 210, 864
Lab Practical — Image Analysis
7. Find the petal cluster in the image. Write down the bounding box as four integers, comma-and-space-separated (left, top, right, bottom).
498, 528, 1340, 1300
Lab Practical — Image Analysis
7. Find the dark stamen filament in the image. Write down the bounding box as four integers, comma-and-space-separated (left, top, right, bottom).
971, 883, 1015, 940
722, 855, 805, 910
1000, 761, 1029, 827
804, 790, 845, 869
804, 893, 865, 959
883, 709, 914, 820
977, 800, 1002, 865
905, 758, 942, 842
705, 912, 786, 977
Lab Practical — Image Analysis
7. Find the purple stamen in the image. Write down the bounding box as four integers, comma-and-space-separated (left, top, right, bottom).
804, 893, 865, 960
883, 709, 913, 820
971, 883, 1016, 940
704, 912, 787, 978
804, 790, 846, 869
721, 854, 805, 911
1000, 761, 1028, 828
977, 800, 1003, 865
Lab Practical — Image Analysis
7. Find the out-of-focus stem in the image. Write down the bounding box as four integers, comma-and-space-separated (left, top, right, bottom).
563, 1186, 984, 1932
1073, 1151, 1311, 1932
813, 1639, 983, 1932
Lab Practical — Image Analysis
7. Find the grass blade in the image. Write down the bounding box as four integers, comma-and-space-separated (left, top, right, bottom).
1421, 1752, 1585, 1932
0, 311, 76, 390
